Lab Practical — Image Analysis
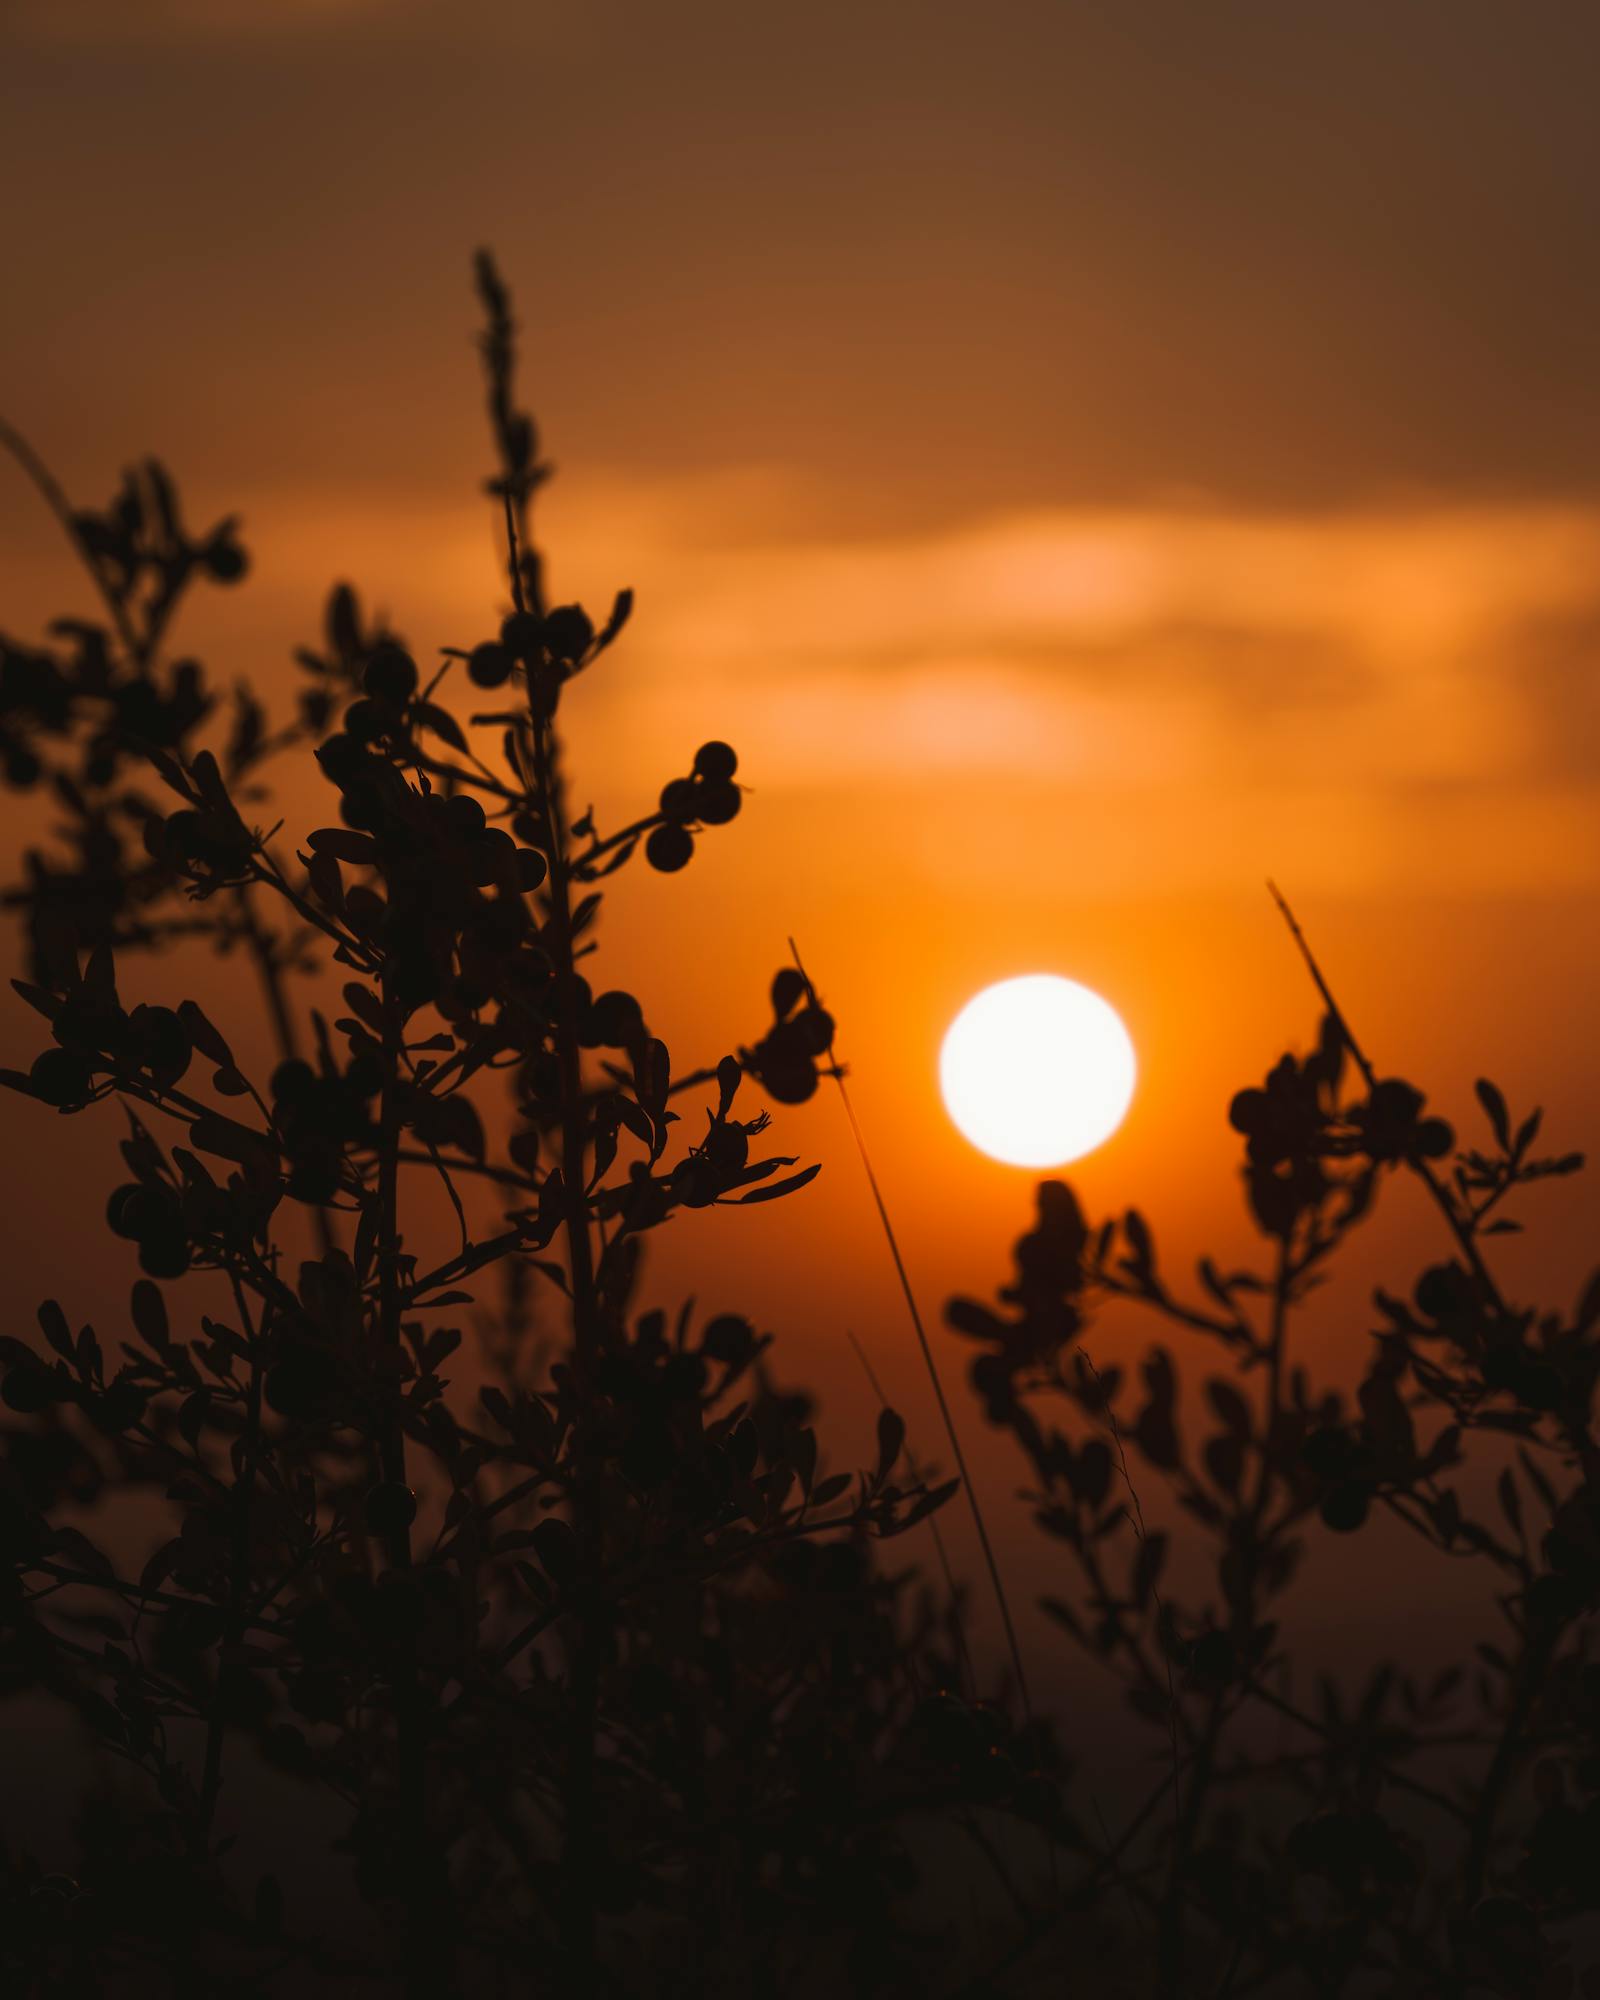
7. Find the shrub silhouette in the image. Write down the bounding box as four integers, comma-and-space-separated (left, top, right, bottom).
951, 961, 1599, 1993
2, 255, 1597, 2000
0, 258, 1010, 1999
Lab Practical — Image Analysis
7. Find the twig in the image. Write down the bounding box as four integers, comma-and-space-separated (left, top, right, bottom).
787, 940, 1036, 1727
844, 1327, 976, 1696
1075, 1342, 1183, 1834
1267, 882, 1504, 1310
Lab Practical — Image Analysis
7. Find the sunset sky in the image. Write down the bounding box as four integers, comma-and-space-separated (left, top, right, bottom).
4, 0, 1600, 1696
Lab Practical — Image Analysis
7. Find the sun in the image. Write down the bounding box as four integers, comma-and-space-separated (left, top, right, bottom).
940, 974, 1136, 1168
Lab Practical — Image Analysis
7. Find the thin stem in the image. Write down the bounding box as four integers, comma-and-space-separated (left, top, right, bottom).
1267, 883, 1504, 1309
236, 882, 338, 1260
375, 975, 447, 1997
0, 416, 144, 663
787, 940, 1035, 1723
844, 1328, 976, 1696
514, 509, 602, 1988
1460, 1623, 1558, 1907
1076, 1343, 1183, 1838
1158, 1238, 1291, 1997
197, 1275, 265, 1850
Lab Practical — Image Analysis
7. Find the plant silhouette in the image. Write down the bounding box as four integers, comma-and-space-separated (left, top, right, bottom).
0, 258, 1007, 1999
949, 962, 1599, 1994
1, 256, 1597, 2000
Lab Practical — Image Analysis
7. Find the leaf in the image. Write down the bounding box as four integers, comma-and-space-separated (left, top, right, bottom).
75, 1324, 102, 1385
1205, 1379, 1252, 1437
882, 1477, 960, 1535
479, 1385, 515, 1435
1497, 1467, 1523, 1540
771, 969, 805, 1020
187, 1112, 273, 1167
726, 1162, 821, 1205
1131, 1529, 1168, 1607
531, 1517, 579, 1590
1121, 1208, 1155, 1284
37, 1298, 75, 1362
415, 702, 466, 751
140, 1542, 176, 1593
342, 983, 384, 1034
875, 1407, 906, 1480
82, 938, 117, 1003
1475, 1078, 1510, 1150
594, 837, 637, 878
50, 1525, 113, 1579
255, 1874, 284, 1935
421, 1327, 461, 1372
130, 1280, 169, 1350
328, 582, 361, 659
305, 847, 345, 913
1040, 1595, 1084, 1639
1202, 1434, 1244, 1496
306, 828, 380, 864
594, 587, 633, 650
178, 1000, 234, 1069
10, 979, 61, 1021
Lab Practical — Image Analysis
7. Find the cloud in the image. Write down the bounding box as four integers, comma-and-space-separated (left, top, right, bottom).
5, 0, 408, 43
6, 464, 1598, 896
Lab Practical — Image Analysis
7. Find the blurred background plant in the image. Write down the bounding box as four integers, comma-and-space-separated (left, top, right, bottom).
951, 971, 1599, 1993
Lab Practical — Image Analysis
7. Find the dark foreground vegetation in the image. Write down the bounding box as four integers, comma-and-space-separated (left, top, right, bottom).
1, 262, 1597, 1998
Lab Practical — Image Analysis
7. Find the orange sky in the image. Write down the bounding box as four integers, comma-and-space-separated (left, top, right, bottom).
3, 0, 1599, 1715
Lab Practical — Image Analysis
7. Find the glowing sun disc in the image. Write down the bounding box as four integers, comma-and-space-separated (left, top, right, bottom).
940, 975, 1136, 1168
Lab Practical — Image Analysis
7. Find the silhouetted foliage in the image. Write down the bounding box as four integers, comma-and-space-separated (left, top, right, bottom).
0, 261, 1009, 1999
951, 977, 1600, 1993
3, 257, 1598, 2000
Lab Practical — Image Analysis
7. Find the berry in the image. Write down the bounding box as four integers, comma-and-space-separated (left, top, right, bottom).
264, 1348, 335, 1420
1320, 1482, 1371, 1533
29, 1048, 95, 1107
202, 533, 248, 583
693, 740, 737, 782
659, 777, 697, 819
1189, 1630, 1236, 1685
2, 1366, 56, 1414
364, 1482, 418, 1537
468, 642, 514, 688
343, 698, 393, 746
543, 605, 593, 663
315, 732, 366, 785
138, 1231, 192, 1280
695, 779, 741, 825
646, 824, 693, 873
106, 1184, 148, 1238
362, 644, 418, 706
702, 1314, 755, 1365
271, 1059, 317, 1103
444, 793, 487, 837
499, 613, 543, 660
791, 1006, 834, 1056
586, 990, 643, 1048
